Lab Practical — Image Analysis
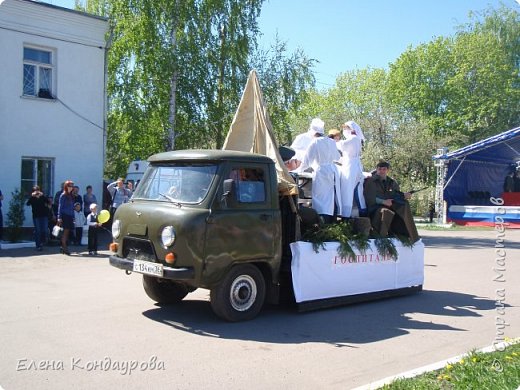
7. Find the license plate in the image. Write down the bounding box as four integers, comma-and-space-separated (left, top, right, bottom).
133, 259, 164, 277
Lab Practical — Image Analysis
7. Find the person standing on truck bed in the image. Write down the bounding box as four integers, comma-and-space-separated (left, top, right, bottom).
298, 118, 341, 224
336, 121, 367, 218
291, 118, 322, 165
107, 178, 132, 217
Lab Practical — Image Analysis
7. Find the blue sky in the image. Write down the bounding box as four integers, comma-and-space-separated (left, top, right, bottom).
257, 0, 516, 88
47, 0, 517, 87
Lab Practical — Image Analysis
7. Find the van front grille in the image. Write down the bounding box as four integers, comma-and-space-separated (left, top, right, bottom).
122, 237, 157, 262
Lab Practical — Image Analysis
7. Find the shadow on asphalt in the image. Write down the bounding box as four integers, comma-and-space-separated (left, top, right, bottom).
420, 233, 520, 249
0, 230, 113, 258
142, 289, 505, 345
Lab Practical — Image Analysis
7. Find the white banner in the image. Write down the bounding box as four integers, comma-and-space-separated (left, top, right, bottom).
290, 239, 424, 303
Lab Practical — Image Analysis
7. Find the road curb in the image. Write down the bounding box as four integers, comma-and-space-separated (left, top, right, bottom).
351, 340, 517, 390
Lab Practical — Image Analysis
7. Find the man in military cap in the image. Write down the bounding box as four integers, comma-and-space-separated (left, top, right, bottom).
364, 160, 419, 242
279, 145, 300, 172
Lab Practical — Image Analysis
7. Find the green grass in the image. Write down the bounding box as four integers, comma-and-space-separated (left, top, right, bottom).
382, 341, 520, 389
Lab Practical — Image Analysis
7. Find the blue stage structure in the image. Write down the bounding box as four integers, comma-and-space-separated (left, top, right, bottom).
433, 126, 520, 227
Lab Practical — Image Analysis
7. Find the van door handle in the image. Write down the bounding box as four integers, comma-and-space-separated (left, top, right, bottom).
259, 214, 271, 221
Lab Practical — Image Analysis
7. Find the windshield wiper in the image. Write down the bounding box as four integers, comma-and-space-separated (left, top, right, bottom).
159, 192, 182, 207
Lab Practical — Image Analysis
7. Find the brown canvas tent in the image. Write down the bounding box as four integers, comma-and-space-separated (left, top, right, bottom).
222, 70, 297, 195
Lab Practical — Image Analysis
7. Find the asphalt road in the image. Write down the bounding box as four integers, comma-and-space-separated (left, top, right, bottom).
1, 228, 518, 390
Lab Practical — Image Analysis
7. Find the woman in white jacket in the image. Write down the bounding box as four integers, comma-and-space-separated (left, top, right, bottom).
337, 121, 366, 218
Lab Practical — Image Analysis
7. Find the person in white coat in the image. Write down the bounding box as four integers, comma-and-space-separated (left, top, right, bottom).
291, 118, 325, 165
299, 119, 341, 223
337, 122, 366, 218
342, 120, 366, 143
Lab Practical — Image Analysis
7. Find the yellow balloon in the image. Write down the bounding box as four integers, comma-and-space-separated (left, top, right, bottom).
98, 209, 110, 224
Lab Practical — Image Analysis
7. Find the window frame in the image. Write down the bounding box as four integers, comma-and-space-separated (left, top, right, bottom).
22, 45, 56, 99
229, 166, 267, 204
132, 163, 217, 204
21, 157, 54, 197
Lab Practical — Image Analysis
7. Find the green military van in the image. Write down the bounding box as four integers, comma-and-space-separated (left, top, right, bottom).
109, 148, 424, 321
109, 149, 299, 321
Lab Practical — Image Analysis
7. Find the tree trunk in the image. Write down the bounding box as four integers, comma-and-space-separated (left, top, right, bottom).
167, 4, 178, 151
168, 70, 178, 151
215, 23, 226, 149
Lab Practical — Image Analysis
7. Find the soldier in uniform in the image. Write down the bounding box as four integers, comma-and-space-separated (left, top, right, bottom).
364, 160, 419, 242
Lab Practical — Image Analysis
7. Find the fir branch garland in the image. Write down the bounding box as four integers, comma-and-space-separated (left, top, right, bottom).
302, 224, 327, 254
394, 234, 415, 249
302, 221, 367, 259
374, 237, 398, 260
301, 220, 415, 260
350, 234, 370, 254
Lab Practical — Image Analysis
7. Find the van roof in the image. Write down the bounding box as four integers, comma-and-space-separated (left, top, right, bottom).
148, 149, 274, 164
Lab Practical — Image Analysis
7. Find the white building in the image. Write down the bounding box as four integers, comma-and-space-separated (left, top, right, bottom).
0, 0, 108, 227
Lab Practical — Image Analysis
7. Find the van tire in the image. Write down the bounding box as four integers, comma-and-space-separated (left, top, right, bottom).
210, 264, 265, 322
142, 275, 190, 304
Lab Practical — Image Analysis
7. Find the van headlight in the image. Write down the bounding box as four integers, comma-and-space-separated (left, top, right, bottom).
161, 226, 176, 248
112, 219, 121, 239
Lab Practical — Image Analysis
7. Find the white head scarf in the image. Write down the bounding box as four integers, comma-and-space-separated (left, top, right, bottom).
343, 120, 365, 141
309, 118, 325, 135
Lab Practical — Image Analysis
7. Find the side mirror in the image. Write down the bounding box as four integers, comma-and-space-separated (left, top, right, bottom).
221, 179, 235, 203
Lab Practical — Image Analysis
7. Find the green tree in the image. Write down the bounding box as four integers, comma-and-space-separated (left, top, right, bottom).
386, 38, 454, 132
447, 30, 518, 143
333, 68, 394, 146
387, 6, 519, 146
289, 68, 395, 145
250, 35, 316, 145
78, 0, 319, 178
6, 188, 26, 243
79, 0, 264, 178
286, 88, 328, 138
289, 67, 402, 157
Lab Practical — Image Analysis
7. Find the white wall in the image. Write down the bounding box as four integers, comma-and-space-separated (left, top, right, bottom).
0, 0, 108, 227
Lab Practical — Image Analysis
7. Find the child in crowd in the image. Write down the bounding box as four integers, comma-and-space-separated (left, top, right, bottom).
73, 202, 86, 245
86, 203, 100, 255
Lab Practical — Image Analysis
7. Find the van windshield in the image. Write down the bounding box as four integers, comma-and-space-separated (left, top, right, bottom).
132, 164, 217, 204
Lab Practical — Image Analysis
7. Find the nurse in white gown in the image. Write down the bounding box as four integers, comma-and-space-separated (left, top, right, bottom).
291, 118, 325, 166
299, 119, 341, 221
337, 122, 366, 218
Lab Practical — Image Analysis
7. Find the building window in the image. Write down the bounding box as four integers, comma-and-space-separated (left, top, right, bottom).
23, 47, 55, 99
21, 158, 54, 197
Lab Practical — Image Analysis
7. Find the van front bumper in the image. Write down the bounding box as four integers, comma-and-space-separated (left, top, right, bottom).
109, 255, 195, 280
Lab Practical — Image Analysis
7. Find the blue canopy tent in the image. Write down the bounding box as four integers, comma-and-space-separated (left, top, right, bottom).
433, 126, 520, 225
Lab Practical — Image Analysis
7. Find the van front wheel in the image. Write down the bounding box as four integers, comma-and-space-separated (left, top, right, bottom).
142, 275, 190, 304
210, 264, 265, 322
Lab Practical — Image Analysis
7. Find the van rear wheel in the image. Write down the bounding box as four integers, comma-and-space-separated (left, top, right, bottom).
142, 275, 190, 304
210, 264, 265, 322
